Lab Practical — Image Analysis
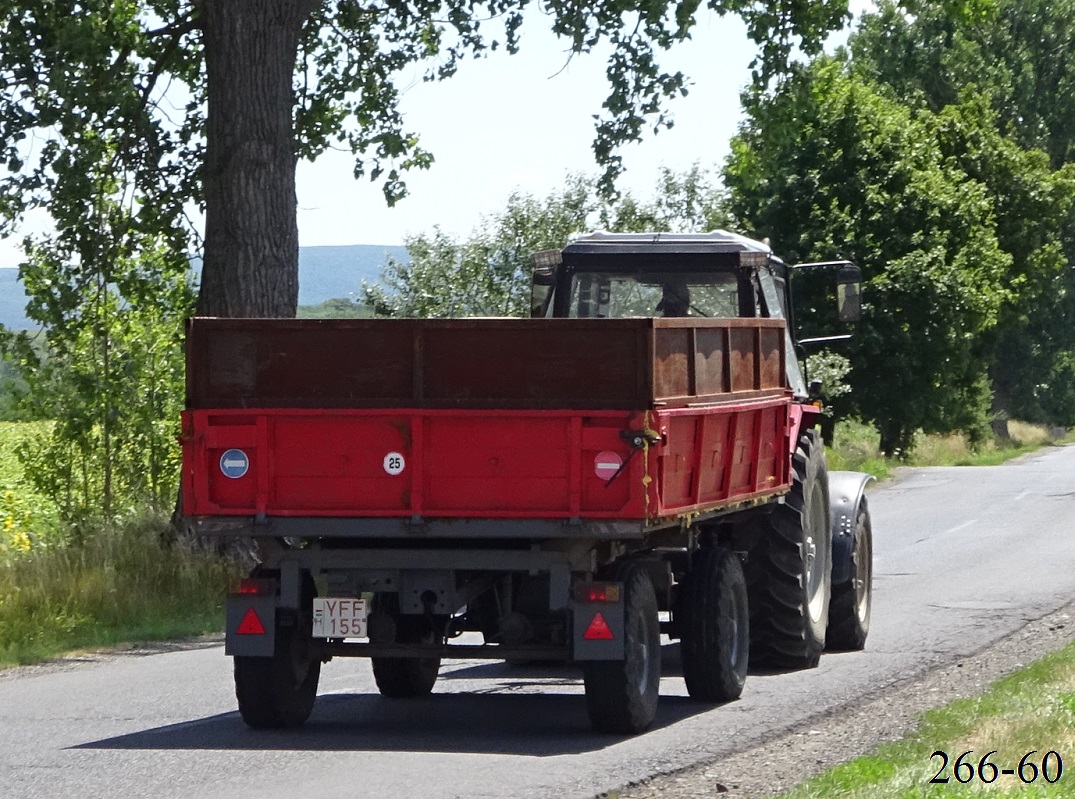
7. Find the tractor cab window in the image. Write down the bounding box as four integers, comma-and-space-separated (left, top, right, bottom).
567, 270, 740, 318
756, 266, 808, 397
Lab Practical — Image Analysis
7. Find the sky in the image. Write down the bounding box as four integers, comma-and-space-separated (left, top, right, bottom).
293, 11, 755, 249
0, 4, 871, 270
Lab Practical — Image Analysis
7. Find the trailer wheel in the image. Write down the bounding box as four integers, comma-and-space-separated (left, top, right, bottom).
234, 572, 320, 729
826, 498, 873, 651
679, 547, 749, 702
583, 564, 661, 734
747, 429, 832, 669
370, 593, 441, 698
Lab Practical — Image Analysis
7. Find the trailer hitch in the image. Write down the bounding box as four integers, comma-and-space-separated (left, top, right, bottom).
604, 428, 662, 488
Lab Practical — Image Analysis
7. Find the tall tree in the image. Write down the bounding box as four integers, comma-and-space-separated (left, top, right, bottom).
725, 59, 1011, 453
851, 0, 1075, 168
1, 1, 851, 320
849, 0, 1075, 430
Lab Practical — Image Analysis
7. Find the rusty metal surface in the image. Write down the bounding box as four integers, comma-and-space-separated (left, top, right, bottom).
186, 317, 787, 411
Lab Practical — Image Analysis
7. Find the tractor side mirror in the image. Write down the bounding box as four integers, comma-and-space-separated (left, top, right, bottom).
836, 264, 862, 323
530, 249, 562, 318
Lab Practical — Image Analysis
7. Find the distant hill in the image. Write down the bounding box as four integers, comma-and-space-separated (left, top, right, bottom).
0, 268, 25, 331
0, 244, 407, 330
294, 244, 406, 305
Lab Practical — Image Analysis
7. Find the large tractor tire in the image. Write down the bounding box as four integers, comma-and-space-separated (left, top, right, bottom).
679, 546, 749, 702
370, 593, 441, 698
583, 563, 661, 734
826, 497, 873, 651
234, 571, 320, 729
746, 429, 832, 669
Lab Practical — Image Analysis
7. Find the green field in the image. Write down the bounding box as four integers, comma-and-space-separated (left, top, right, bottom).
0, 420, 55, 554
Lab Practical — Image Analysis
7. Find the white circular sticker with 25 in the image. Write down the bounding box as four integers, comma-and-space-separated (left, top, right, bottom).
383, 452, 406, 476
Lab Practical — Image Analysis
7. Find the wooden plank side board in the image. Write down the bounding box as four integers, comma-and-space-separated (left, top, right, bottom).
186, 317, 789, 411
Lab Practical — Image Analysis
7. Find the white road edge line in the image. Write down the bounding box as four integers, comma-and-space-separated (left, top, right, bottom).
1014, 490, 1033, 502
942, 519, 977, 535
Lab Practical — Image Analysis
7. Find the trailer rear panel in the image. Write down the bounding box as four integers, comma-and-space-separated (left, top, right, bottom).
182, 318, 793, 528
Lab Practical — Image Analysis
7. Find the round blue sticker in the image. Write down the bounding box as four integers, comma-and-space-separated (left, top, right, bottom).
219, 449, 250, 479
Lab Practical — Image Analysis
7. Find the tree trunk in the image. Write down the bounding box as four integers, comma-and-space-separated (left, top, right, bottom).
197, 0, 317, 318
989, 362, 1012, 441
180, 0, 317, 554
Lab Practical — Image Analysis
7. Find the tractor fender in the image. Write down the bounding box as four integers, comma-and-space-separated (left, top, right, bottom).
828, 470, 875, 585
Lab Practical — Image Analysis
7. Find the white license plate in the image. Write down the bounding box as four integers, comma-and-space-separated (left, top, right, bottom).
311, 597, 368, 639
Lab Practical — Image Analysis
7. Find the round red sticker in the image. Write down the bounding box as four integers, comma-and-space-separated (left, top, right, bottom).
594, 451, 623, 480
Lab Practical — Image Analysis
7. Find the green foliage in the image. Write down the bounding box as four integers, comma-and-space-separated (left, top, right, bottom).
806, 350, 852, 405
826, 416, 1065, 476
851, 0, 1075, 168
599, 164, 734, 232
726, 59, 1010, 452
0, 0, 850, 248
0, 510, 237, 666
1, 424, 232, 666
366, 167, 727, 318
728, 2, 1075, 445
0, 422, 57, 555
825, 417, 892, 480
365, 175, 592, 317
0, 186, 194, 524
849, 1, 1075, 432
0, 350, 28, 421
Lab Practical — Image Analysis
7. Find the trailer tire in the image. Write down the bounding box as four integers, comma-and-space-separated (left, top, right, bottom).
370, 593, 441, 698
583, 563, 661, 734
680, 547, 749, 702
826, 498, 873, 651
234, 572, 320, 729
747, 429, 832, 669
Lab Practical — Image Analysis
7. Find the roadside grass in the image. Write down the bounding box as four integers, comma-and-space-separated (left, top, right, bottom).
771, 640, 1075, 798
826, 418, 893, 480
1, 420, 238, 667
827, 418, 1071, 479
0, 509, 237, 667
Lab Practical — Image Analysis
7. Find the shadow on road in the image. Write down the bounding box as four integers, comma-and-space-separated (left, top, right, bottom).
73, 641, 788, 756
72, 690, 712, 756
72, 645, 726, 756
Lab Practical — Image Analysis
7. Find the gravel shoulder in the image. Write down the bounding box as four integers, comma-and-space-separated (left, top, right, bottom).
605, 600, 1075, 799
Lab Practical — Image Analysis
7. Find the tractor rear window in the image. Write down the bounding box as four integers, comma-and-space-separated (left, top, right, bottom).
567, 271, 739, 318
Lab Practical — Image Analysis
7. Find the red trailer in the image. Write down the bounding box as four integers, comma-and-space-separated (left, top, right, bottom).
183, 317, 793, 526
183, 232, 874, 734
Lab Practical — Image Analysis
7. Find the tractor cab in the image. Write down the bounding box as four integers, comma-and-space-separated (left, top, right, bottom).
531, 231, 861, 399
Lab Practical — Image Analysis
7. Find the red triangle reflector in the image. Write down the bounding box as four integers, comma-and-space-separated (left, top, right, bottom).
236, 607, 266, 636
584, 612, 614, 640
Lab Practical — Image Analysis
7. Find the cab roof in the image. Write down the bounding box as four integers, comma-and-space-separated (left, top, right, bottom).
562, 230, 774, 257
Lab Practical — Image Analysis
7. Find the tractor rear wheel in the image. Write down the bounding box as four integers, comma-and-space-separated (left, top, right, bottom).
746, 429, 832, 669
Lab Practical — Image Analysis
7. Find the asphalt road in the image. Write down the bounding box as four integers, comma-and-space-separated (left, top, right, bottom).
2, 445, 1074, 799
